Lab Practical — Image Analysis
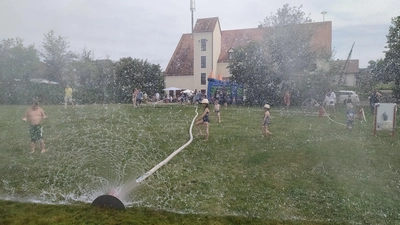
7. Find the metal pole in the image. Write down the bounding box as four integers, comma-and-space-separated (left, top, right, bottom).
321, 11, 327, 21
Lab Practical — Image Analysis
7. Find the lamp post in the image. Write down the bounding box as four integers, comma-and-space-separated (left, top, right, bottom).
321, 11, 327, 21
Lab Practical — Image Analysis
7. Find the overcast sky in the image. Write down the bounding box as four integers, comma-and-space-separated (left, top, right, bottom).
1, 0, 399, 69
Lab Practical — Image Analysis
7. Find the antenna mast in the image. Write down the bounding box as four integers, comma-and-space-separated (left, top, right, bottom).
190, 0, 195, 34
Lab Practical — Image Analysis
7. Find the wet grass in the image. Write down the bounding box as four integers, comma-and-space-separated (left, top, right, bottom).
0, 103, 400, 224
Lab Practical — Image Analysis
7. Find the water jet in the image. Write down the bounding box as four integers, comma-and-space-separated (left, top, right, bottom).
91, 106, 198, 209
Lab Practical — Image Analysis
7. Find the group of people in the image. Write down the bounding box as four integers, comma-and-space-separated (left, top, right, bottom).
195, 90, 285, 141
321, 89, 358, 130
22, 84, 385, 152
195, 97, 273, 141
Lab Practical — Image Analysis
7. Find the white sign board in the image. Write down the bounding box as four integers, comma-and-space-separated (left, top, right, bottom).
374, 103, 397, 132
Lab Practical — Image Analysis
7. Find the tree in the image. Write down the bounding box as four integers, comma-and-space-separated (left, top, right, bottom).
368, 59, 390, 83
264, 4, 332, 104
356, 60, 380, 94
384, 16, 400, 99
70, 49, 116, 104
41, 30, 76, 83
229, 42, 275, 105
114, 57, 164, 103
0, 38, 41, 82
0, 38, 41, 104
262, 4, 312, 27
229, 4, 333, 106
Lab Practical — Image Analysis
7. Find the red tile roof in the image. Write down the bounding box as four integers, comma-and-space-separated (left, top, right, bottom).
193, 17, 220, 33
164, 34, 194, 76
165, 18, 332, 76
218, 27, 268, 62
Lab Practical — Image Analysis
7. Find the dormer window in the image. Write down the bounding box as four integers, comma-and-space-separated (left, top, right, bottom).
228, 48, 235, 60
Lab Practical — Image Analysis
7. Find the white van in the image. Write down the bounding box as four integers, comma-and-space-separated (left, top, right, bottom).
338, 90, 360, 104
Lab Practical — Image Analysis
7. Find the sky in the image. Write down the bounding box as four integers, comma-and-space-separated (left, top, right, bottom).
1, 0, 399, 69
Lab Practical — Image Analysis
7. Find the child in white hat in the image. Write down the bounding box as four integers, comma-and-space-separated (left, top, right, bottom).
262, 104, 273, 137
195, 98, 210, 141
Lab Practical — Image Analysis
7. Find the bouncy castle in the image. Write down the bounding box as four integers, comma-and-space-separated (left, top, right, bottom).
207, 78, 244, 104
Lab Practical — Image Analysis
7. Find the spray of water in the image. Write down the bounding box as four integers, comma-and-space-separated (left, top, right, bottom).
105, 105, 199, 204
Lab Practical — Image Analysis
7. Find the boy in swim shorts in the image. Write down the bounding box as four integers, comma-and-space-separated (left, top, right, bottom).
23, 99, 47, 153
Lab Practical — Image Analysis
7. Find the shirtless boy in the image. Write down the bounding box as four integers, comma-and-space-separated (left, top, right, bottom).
22, 99, 47, 153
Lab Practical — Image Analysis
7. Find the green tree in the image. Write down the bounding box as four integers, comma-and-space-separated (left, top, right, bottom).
41, 30, 76, 83
0, 38, 41, 82
384, 16, 400, 99
229, 4, 333, 106
263, 4, 312, 27
114, 57, 163, 103
228, 42, 274, 106
0, 38, 41, 104
71, 49, 115, 104
264, 4, 332, 104
368, 59, 389, 83
356, 60, 380, 94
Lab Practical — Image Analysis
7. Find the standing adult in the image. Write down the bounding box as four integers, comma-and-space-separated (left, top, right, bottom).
329, 89, 336, 104
155, 92, 160, 102
137, 89, 143, 107
369, 89, 382, 114
22, 99, 47, 153
64, 85, 74, 109
283, 91, 291, 112
132, 88, 138, 106
324, 90, 336, 114
195, 91, 203, 104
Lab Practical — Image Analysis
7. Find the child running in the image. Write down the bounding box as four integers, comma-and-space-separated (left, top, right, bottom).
195, 99, 210, 141
262, 104, 273, 137
214, 99, 221, 123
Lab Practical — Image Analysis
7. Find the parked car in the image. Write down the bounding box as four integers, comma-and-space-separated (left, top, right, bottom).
338, 90, 360, 104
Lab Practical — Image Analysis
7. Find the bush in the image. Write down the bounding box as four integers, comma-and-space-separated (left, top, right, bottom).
0, 80, 63, 105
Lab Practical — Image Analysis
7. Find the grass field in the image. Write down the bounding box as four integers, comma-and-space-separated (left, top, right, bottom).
1, 103, 400, 224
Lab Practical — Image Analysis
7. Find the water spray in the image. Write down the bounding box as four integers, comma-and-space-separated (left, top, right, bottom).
92, 106, 199, 209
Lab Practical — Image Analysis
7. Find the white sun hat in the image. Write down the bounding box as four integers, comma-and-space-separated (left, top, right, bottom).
201, 99, 209, 104
264, 104, 270, 109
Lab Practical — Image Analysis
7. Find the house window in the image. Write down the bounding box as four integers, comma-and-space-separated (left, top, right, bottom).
201, 39, 207, 51
228, 48, 235, 60
201, 73, 206, 85
201, 56, 206, 68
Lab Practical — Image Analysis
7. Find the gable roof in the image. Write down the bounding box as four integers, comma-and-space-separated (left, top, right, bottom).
165, 18, 332, 76
193, 17, 219, 33
218, 27, 267, 63
164, 34, 194, 76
